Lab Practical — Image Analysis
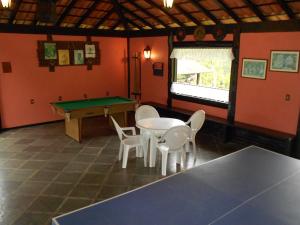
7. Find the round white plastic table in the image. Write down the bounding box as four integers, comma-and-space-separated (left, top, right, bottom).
136, 117, 185, 167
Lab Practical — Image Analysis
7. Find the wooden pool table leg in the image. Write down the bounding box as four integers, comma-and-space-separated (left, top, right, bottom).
65, 117, 82, 142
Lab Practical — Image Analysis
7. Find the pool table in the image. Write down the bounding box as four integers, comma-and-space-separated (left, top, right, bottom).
51, 96, 136, 142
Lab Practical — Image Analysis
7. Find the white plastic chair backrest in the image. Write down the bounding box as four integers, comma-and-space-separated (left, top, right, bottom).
135, 105, 160, 122
111, 116, 124, 140
161, 125, 190, 150
189, 110, 205, 133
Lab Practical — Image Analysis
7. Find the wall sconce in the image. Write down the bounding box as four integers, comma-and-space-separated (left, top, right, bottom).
1, 0, 11, 8
143, 46, 151, 59
163, 0, 174, 8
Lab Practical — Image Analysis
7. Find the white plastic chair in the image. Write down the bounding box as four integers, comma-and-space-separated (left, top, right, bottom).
135, 105, 160, 160
157, 125, 191, 176
135, 105, 160, 122
111, 116, 146, 168
185, 110, 205, 158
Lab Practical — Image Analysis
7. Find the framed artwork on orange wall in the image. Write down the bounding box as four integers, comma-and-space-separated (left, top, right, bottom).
242, 58, 267, 79
270, 51, 299, 73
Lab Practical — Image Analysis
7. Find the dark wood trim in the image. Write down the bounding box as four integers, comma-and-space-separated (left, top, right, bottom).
75, 0, 102, 28
127, 37, 131, 98
227, 28, 240, 124
243, 0, 266, 21
173, 41, 233, 48
1, 20, 300, 37
55, 0, 78, 26
0, 24, 127, 37
94, 7, 115, 28
294, 110, 300, 158
8, 0, 22, 24
126, 0, 169, 28
129, 20, 300, 37
144, 0, 185, 27
189, 0, 219, 24
213, 0, 241, 23
167, 34, 173, 107
171, 93, 228, 109
275, 0, 295, 19
1, 119, 64, 132
111, 0, 129, 31
174, 4, 201, 25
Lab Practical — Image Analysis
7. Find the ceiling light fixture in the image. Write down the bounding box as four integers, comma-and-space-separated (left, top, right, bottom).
1, 0, 11, 8
163, 0, 173, 8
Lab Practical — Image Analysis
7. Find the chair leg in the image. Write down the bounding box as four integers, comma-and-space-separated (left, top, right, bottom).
161, 151, 168, 176
181, 148, 187, 168
122, 145, 130, 168
176, 152, 181, 164
143, 145, 147, 167
118, 143, 123, 161
192, 139, 197, 158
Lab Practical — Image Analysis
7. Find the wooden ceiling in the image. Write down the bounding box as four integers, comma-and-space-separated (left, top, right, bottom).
0, 0, 299, 35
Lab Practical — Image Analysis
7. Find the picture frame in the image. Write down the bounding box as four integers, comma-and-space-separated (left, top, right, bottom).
153, 62, 164, 76
242, 58, 267, 79
85, 44, 96, 58
58, 49, 70, 65
270, 51, 299, 73
74, 50, 84, 65
44, 42, 57, 60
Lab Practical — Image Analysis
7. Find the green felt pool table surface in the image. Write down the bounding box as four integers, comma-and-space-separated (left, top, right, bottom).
52, 96, 135, 111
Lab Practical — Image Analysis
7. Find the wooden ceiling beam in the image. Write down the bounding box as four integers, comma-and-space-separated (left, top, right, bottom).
75, 0, 102, 28
127, 0, 169, 28
94, 7, 115, 28
8, 0, 22, 24
243, 0, 266, 21
275, 0, 295, 19
189, 0, 219, 24
111, 20, 122, 30
110, 0, 129, 31
144, 0, 185, 27
213, 0, 241, 23
119, 4, 155, 29
174, 3, 201, 25
55, 0, 78, 26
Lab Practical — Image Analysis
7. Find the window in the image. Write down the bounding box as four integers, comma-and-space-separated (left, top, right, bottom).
170, 47, 233, 105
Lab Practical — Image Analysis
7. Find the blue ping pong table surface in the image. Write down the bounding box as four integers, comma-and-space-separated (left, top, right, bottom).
52, 146, 300, 225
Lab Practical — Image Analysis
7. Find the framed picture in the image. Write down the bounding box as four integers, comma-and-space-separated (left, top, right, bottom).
74, 50, 84, 65
44, 42, 57, 60
58, 50, 70, 65
85, 44, 96, 58
242, 58, 267, 79
270, 51, 299, 73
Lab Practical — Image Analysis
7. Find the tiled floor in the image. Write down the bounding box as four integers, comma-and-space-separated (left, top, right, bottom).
0, 117, 248, 225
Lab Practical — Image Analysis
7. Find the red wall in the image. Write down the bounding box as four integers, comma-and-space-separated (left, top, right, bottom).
0, 34, 127, 128
236, 32, 300, 134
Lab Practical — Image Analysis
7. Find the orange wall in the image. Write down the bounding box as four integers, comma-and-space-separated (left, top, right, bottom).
236, 32, 300, 134
0, 34, 127, 128
130, 32, 300, 134
129, 36, 169, 104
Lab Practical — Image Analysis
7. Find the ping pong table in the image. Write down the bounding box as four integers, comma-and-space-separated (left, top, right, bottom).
52, 146, 300, 225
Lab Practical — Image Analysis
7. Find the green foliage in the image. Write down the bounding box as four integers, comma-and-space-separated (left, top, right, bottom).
176, 58, 231, 90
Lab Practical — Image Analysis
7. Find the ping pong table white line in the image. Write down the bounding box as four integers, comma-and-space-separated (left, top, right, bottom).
208, 168, 300, 224
52, 145, 284, 224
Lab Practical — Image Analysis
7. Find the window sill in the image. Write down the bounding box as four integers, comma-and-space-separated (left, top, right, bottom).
171, 93, 228, 109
